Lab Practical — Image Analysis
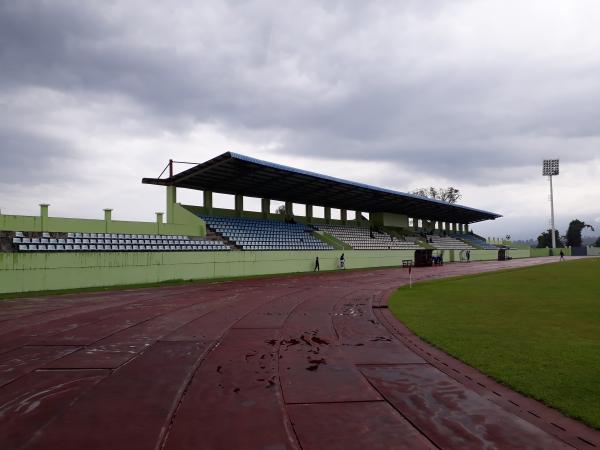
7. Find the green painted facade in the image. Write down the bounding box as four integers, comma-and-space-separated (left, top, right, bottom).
0, 203, 205, 236
371, 212, 409, 229
530, 247, 572, 257
0, 245, 545, 295
588, 247, 600, 256
469, 249, 530, 261
0, 201, 566, 296
0, 249, 415, 295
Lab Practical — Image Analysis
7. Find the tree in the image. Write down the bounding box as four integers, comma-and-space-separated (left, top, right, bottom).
412, 187, 462, 204
275, 205, 286, 215
536, 229, 563, 248
595, 237, 600, 248
565, 219, 594, 247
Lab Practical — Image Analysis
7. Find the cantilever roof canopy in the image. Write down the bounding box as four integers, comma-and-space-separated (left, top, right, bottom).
142, 152, 501, 224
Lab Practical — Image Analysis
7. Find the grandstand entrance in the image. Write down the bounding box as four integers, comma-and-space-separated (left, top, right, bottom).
498, 249, 507, 261
414, 249, 433, 267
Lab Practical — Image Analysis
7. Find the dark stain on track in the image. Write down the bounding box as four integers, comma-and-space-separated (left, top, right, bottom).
0, 257, 597, 449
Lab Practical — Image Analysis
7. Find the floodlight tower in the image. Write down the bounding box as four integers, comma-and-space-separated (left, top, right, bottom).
542, 159, 559, 249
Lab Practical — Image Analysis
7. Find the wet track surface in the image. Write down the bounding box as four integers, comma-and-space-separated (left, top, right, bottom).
1, 257, 599, 449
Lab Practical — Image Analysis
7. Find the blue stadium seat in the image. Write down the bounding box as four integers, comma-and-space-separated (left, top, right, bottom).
200, 215, 333, 251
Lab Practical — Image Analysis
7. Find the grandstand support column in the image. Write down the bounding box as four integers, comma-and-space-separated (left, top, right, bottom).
39, 204, 49, 232
285, 201, 293, 220
261, 198, 270, 220
324, 207, 331, 224
306, 205, 313, 224
103, 209, 112, 233
356, 211, 362, 224
156, 212, 164, 234
203, 191, 213, 215
341, 209, 347, 225
235, 194, 244, 217
413, 218, 419, 233
465, 223, 470, 233
166, 186, 177, 224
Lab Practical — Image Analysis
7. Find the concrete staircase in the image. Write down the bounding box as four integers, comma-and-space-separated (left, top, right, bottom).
205, 228, 241, 250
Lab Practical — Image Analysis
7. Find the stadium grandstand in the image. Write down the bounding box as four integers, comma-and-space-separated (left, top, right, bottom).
1, 151, 541, 295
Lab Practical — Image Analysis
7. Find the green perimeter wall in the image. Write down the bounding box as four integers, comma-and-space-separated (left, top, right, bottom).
530, 247, 572, 257
0, 250, 414, 295
0, 246, 557, 295
471, 249, 530, 260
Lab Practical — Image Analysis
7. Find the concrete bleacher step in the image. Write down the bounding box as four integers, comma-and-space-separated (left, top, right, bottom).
205, 228, 242, 250
315, 224, 422, 250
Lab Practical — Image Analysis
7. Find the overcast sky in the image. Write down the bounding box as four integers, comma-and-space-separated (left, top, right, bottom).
1, 0, 599, 240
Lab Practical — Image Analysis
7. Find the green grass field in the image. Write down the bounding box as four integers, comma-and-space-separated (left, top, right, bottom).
389, 258, 600, 429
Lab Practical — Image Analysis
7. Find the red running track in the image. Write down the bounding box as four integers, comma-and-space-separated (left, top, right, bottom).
0, 257, 598, 449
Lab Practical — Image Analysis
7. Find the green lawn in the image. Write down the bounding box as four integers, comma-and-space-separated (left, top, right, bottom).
389, 258, 600, 429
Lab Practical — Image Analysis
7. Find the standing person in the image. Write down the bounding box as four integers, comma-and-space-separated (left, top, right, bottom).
314, 256, 320, 271
559, 249, 564, 260
340, 253, 345, 269
466, 250, 470, 263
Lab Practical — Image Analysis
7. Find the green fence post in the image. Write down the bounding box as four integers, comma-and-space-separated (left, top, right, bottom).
104, 209, 112, 233
156, 212, 164, 235
39, 204, 49, 232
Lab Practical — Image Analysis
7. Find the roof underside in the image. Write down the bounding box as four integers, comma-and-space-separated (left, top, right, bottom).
142, 152, 501, 223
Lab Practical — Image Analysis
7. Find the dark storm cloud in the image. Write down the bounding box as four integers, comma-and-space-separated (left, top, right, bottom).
1, 0, 600, 184
0, 126, 79, 184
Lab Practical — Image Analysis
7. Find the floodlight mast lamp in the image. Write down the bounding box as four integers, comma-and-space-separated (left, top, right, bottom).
542, 159, 559, 249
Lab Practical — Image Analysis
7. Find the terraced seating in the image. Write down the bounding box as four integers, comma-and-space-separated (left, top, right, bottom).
10, 231, 230, 252
426, 235, 474, 250
315, 224, 421, 250
452, 233, 500, 250
200, 216, 332, 251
